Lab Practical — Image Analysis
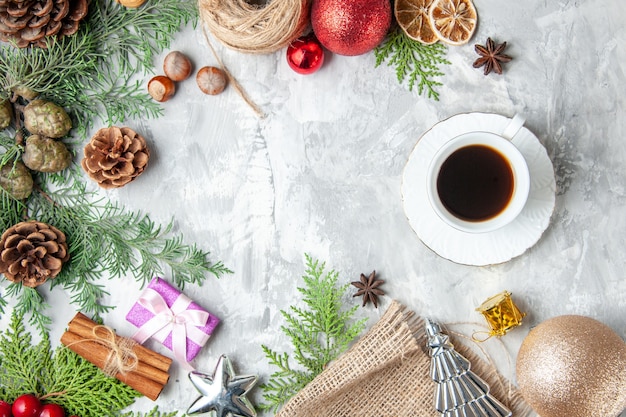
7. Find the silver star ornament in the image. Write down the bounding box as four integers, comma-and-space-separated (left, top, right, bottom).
187, 354, 258, 417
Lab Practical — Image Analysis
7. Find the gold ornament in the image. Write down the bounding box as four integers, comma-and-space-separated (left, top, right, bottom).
516, 315, 626, 417
115, 0, 147, 8
475, 290, 525, 339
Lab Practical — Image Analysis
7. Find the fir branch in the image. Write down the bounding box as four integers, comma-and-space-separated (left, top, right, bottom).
260, 254, 367, 412
0, 189, 25, 232
0, 34, 99, 101
5, 187, 232, 322
374, 28, 451, 100
0, 311, 142, 417
86, 76, 163, 126
88, 0, 197, 74
0, 0, 197, 129
3, 285, 51, 330
0, 1, 230, 331
0, 311, 47, 398
120, 408, 179, 417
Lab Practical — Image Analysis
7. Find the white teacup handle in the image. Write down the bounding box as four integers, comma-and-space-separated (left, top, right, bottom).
502, 113, 526, 140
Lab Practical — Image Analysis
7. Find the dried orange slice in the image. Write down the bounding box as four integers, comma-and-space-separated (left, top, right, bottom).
395, 0, 438, 45
428, 0, 478, 46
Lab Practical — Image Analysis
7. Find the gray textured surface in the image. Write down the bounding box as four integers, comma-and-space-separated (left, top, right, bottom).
2, 0, 625, 415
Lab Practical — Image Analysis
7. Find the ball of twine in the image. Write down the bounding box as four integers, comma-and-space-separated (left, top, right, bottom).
199, 0, 310, 54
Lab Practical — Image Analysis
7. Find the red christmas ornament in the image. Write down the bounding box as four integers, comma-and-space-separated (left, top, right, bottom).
38, 404, 65, 417
11, 395, 41, 417
286, 35, 325, 75
311, 0, 391, 56
0, 401, 12, 417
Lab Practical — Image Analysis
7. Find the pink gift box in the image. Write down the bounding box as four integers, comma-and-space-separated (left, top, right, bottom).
126, 277, 220, 364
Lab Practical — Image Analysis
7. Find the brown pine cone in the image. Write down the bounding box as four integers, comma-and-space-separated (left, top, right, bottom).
0, 221, 70, 287
0, 0, 89, 48
81, 126, 150, 189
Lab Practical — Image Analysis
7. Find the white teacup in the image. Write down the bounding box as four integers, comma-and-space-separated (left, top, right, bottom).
426, 114, 530, 233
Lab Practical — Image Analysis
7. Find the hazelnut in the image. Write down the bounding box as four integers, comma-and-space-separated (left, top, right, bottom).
115, 0, 147, 7
148, 76, 175, 102
196, 66, 227, 95
163, 51, 193, 82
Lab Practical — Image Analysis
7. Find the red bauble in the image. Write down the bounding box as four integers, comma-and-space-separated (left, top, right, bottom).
311, 0, 391, 56
11, 395, 41, 417
0, 401, 12, 417
38, 404, 65, 417
287, 35, 325, 75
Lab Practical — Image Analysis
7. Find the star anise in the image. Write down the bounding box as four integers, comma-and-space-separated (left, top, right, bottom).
351, 270, 385, 308
473, 38, 512, 75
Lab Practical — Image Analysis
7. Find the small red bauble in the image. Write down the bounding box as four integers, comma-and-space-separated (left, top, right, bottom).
0, 401, 12, 417
287, 36, 324, 75
11, 395, 41, 417
311, 0, 391, 56
38, 404, 65, 417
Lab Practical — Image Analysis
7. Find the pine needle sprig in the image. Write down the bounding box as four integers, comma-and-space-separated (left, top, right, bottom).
121, 408, 179, 417
375, 28, 451, 100
260, 254, 367, 412
88, 0, 197, 74
0, 311, 143, 417
0, 0, 197, 130
0, 1, 230, 331
3, 285, 51, 330
0, 34, 99, 101
1, 186, 232, 326
0, 189, 25, 232
0, 311, 48, 398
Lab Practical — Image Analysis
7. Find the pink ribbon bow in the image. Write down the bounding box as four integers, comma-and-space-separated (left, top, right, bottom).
131, 287, 209, 370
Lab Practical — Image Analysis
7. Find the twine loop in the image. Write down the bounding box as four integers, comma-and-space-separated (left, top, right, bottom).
198, 0, 310, 54
96, 325, 139, 377
66, 325, 139, 377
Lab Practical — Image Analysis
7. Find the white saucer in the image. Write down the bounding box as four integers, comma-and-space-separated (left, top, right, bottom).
401, 112, 556, 266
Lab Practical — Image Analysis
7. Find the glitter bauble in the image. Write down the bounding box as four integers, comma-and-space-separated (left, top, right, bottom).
516, 315, 626, 417
287, 35, 325, 75
311, 0, 391, 56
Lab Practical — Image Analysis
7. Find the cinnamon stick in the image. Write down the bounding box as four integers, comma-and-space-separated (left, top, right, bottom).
60, 312, 172, 401
69, 312, 172, 373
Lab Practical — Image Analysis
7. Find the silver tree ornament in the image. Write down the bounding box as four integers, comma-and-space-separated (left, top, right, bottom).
425, 319, 512, 417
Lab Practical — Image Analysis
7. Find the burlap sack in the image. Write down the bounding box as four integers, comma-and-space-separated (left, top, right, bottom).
277, 300, 533, 417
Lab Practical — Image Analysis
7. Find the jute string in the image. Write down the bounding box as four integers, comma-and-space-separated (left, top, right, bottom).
200, 25, 265, 118
65, 325, 139, 377
277, 300, 534, 417
198, 0, 310, 54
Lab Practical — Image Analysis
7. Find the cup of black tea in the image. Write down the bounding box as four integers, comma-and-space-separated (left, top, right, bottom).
426, 115, 530, 233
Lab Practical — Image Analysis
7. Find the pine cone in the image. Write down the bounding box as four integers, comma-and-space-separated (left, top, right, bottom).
0, 99, 12, 130
0, 161, 33, 199
23, 99, 72, 138
0, 0, 89, 48
0, 221, 69, 287
81, 126, 150, 189
22, 134, 71, 172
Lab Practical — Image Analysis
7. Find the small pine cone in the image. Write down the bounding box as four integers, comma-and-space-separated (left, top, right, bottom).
23, 99, 72, 138
12, 85, 39, 101
0, 221, 70, 287
0, 161, 33, 200
0, 100, 12, 130
22, 135, 72, 172
81, 126, 150, 189
0, 0, 89, 48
